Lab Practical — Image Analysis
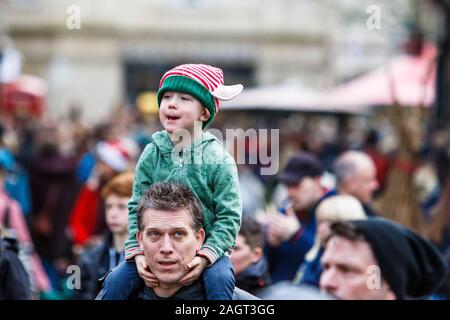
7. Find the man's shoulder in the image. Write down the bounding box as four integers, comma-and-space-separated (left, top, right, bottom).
129, 282, 259, 300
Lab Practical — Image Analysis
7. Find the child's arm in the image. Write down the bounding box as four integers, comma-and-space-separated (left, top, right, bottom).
197, 154, 242, 265
124, 144, 154, 260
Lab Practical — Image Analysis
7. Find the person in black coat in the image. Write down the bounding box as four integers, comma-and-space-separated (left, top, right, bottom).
0, 235, 32, 300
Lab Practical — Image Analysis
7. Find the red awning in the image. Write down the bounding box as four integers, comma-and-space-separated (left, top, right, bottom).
325, 42, 436, 112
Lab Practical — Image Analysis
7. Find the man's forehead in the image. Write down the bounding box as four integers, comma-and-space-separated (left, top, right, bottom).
356, 159, 376, 176
142, 208, 192, 227
323, 236, 377, 266
236, 234, 248, 246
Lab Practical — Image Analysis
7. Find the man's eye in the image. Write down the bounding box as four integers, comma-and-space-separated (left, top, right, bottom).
340, 266, 353, 274
174, 231, 185, 238
149, 231, 160, 237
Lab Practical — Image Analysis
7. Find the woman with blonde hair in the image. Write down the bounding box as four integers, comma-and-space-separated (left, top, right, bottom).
293, 195, 367, 287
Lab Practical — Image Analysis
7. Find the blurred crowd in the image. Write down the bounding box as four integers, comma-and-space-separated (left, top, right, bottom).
1, 103, 450, 300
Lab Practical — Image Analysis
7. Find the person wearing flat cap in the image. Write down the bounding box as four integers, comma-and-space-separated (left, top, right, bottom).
320, 218, 449, 300
265, 152, 325, 283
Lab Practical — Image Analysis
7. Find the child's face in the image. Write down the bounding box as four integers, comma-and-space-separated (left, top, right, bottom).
159, 91, 210, 134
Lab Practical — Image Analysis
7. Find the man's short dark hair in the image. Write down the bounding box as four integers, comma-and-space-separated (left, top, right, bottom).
137, 182, 203, 233
239, 217, 264, 250
323, 221, 365, 247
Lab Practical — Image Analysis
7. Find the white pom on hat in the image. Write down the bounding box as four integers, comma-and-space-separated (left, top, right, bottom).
96, 140, 131, 173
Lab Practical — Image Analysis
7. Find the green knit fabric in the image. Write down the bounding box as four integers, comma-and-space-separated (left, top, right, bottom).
157, 75, 216, 128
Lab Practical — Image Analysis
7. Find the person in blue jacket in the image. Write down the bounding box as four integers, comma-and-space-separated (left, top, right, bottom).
264, 152, 325, 283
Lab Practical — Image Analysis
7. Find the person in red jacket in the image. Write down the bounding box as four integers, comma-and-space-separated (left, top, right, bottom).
69, 140, 132, 247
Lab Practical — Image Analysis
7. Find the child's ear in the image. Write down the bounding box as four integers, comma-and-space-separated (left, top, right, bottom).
200, 108, 210, 122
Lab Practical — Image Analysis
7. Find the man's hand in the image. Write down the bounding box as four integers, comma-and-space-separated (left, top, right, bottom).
179, 256, 208, 287
267, 205, 301, 247
135, 254, 159, 288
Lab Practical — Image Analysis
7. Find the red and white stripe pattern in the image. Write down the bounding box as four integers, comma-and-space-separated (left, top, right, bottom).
159, 64, 224, 113
125, 245, 143, 261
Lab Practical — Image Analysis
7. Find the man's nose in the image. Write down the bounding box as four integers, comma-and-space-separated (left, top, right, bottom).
319, 268, 338, 293
286, 187, 296, 197
159, 234, 174, 254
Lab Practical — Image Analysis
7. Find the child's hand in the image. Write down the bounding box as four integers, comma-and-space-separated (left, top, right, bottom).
135, 254, 159, 288
179, 256, 209, 287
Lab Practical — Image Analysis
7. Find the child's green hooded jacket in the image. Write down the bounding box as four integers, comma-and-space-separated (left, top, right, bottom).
124, 130, 242, 265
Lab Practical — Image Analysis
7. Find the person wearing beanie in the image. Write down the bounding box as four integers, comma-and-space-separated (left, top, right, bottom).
319, 218, 449, 300
98, 64, 244, 300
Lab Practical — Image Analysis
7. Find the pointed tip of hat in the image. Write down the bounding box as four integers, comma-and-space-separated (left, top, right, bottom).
211, 84, 243, 101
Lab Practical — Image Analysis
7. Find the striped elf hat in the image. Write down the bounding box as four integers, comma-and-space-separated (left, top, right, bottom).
157, 64, 243, 128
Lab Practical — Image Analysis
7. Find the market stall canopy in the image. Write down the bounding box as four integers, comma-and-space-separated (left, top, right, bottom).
221, 80, 342, 112
1, 74, 48, 117
325, 42, 436, 113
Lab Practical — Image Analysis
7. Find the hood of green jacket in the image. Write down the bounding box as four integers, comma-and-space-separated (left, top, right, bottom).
151, 130, 220, 163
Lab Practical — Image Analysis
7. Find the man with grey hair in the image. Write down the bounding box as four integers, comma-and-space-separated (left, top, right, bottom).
323, 151, 379, 216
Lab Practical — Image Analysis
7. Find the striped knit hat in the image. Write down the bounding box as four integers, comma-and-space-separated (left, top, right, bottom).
157, 64, 243, 128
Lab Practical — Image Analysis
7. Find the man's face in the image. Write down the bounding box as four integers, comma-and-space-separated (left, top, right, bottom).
105, 194, 129, 235
231, 234, 262, 276
344, 163, 378, 204
159, 91, 210, 134
138, 208, 205, 285
319, 236, 395, 300
286, 176, 321, 212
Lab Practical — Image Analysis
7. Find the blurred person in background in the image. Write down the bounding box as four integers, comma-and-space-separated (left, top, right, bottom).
231, 217, 271, 297
325, 151, 379, 216
0, 229, 32, 300
69, 139, 133, 248
0, 147, 51, 298
362, 129, 390, 193
237, 164, 266, 218
263, 151, 325, 283
75, 172, 133, 300
0, 125, 32, 216
293, 195, 367, 288
22, 120, 79, 297
320, 219, 448, 300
